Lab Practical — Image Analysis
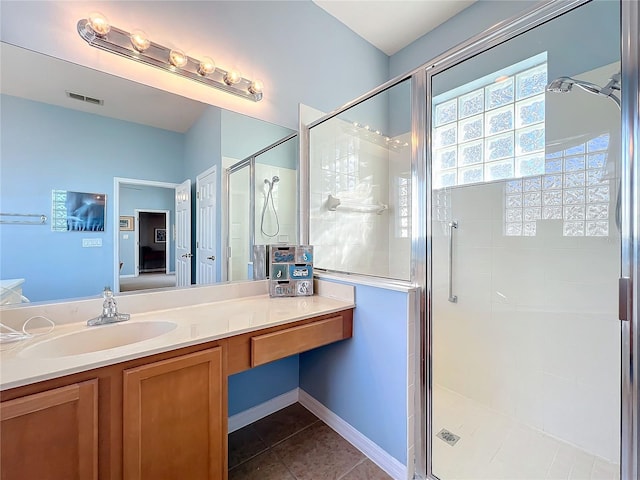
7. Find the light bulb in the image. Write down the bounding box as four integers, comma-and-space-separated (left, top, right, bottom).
224, 69, 242, 85
169, 49, 188, 68
130, 30, 150, 52
87, 12, 110, 37
248, 79, 263, 94
198, 57, 216, 76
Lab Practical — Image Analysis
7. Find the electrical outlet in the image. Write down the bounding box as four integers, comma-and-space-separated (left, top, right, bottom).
82, 238, 102, 248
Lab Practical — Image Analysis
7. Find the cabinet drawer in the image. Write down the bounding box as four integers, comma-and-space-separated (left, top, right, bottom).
251, 315, 347, 367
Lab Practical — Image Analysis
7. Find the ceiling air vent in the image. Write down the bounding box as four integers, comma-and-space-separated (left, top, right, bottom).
65, 91, 104, 106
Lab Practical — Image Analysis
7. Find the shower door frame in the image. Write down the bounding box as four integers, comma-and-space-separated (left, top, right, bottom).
223, 132, 298, 281
417, 0, 639, 479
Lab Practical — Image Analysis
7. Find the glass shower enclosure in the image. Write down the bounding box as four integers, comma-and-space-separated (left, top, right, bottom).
427, 0, 628, 478
224, 134, 298, 282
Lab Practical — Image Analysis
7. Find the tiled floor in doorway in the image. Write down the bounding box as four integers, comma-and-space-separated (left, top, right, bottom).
228, 403, 392, 480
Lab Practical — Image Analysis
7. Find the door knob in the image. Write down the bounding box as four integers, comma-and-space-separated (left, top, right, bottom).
207, 256, 216, 261
181, 253, 193, 258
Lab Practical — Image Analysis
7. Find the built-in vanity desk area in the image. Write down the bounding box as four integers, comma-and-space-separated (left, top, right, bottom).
0, 280, 354, 480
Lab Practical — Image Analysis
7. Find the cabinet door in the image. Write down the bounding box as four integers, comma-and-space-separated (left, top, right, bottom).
123, 347, 225, 480
1, 379, 98, 480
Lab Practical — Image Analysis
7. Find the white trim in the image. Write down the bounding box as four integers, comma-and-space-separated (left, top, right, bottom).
113, 177, 180, 294
227, 388, 299, 433
119, 274, 135, 279
195, 165, 218, 284
314, 271, 418, 293
298, 389, 408, 480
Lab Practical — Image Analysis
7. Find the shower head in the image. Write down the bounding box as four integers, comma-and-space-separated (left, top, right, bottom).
264, 176, 280, 189
546, 72, 621, 109
546, 76, 576, 94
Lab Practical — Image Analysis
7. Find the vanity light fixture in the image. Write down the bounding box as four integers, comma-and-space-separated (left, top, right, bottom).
77, 14, 263, 102
130, 30, 150, 53
168, 49, 188, 68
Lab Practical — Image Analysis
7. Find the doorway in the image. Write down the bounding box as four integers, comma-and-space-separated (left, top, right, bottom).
119, 209, 176, 293
114, 177, 190, 294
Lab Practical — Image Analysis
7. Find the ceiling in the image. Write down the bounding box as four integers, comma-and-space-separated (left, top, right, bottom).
0, 43, 208, 133
313, 0, 476, 55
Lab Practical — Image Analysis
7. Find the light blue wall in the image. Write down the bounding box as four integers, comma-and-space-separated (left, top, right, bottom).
228, 355, 299, 416
389, 0, 538, 79
184, 107, 222, 182
0, 94, 184, 302
221, 110, 294, 162
255, 136, 298, 170
119, 185, 176, 276
300, 283, 409, 465
183, 107, 222, 281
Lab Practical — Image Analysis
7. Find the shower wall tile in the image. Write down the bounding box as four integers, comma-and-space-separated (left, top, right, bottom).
433, 176, 620, 462
309, 117, 410, 280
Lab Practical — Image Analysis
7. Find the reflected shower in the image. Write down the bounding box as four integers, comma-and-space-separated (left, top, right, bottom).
546, 71, 621, 108
260, 176, 280, 237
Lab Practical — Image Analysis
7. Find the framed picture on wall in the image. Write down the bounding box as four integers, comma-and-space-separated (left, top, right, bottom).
51, 190, 107, 232
119, 216, 134, 231
155, 228, 167, 243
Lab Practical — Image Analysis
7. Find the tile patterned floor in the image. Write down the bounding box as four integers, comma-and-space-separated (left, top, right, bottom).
228, 403, 392, 480
432, 386, 620, 480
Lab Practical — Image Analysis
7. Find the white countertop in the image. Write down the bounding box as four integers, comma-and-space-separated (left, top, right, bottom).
0, 281, 354, 391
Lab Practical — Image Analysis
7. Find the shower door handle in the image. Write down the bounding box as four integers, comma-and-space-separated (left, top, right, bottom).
448, 221, 458, 303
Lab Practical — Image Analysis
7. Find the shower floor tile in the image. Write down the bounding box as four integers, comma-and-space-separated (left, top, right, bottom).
432, 386, 619, 480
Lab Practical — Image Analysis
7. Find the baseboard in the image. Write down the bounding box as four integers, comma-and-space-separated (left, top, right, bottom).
298, 389, 408, 480
227, 388, 299, 433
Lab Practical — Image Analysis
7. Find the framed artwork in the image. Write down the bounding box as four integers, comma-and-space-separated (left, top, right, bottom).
155, 228, 167, 243
119, 216, 134, 231
51, 190, 106, 232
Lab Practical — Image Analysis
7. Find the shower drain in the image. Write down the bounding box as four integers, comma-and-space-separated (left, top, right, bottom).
436, 428, 461, 446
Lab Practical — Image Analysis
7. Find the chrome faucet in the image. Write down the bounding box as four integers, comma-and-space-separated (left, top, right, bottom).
87, 287, 130, 326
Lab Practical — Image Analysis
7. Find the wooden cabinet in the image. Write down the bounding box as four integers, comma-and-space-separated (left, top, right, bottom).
226, 310, 353, 374
0, 379, 98, 480
251, 315, 348, 367
123, 347, 226, 480
0, 308, 353, 480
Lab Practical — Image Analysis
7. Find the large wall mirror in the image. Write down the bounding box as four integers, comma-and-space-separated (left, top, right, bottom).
0, 43, 296, 304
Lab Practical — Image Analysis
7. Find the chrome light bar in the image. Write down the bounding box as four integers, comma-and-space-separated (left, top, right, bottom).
77, 18, 263, 102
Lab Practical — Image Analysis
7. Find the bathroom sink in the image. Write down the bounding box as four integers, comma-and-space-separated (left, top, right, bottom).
18, 321, 177, 358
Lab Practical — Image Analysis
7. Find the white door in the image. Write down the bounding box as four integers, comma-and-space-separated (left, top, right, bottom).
196, 166, 217, 284
175, 179, 191, 287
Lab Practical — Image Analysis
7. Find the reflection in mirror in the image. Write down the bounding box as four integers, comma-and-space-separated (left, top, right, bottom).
0, 43, 295, 304
118, 183, 177, 293
224, 134, 299, 283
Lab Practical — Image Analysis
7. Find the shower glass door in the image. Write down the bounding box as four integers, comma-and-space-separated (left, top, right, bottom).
227, 163, 251, 282
254, 135, 299, 245
429, 1, 621, 478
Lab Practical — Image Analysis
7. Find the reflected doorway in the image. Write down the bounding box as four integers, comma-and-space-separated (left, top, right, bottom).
114, 177, 190, 294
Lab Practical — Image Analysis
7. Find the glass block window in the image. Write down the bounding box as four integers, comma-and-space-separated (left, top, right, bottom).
433, 54, 547, 188
396, 176, 411, 238
504, 133, 611, 237
51, 189, 69, 232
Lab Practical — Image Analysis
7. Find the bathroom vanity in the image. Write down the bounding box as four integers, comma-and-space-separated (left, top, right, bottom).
0, 281, 354, 480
